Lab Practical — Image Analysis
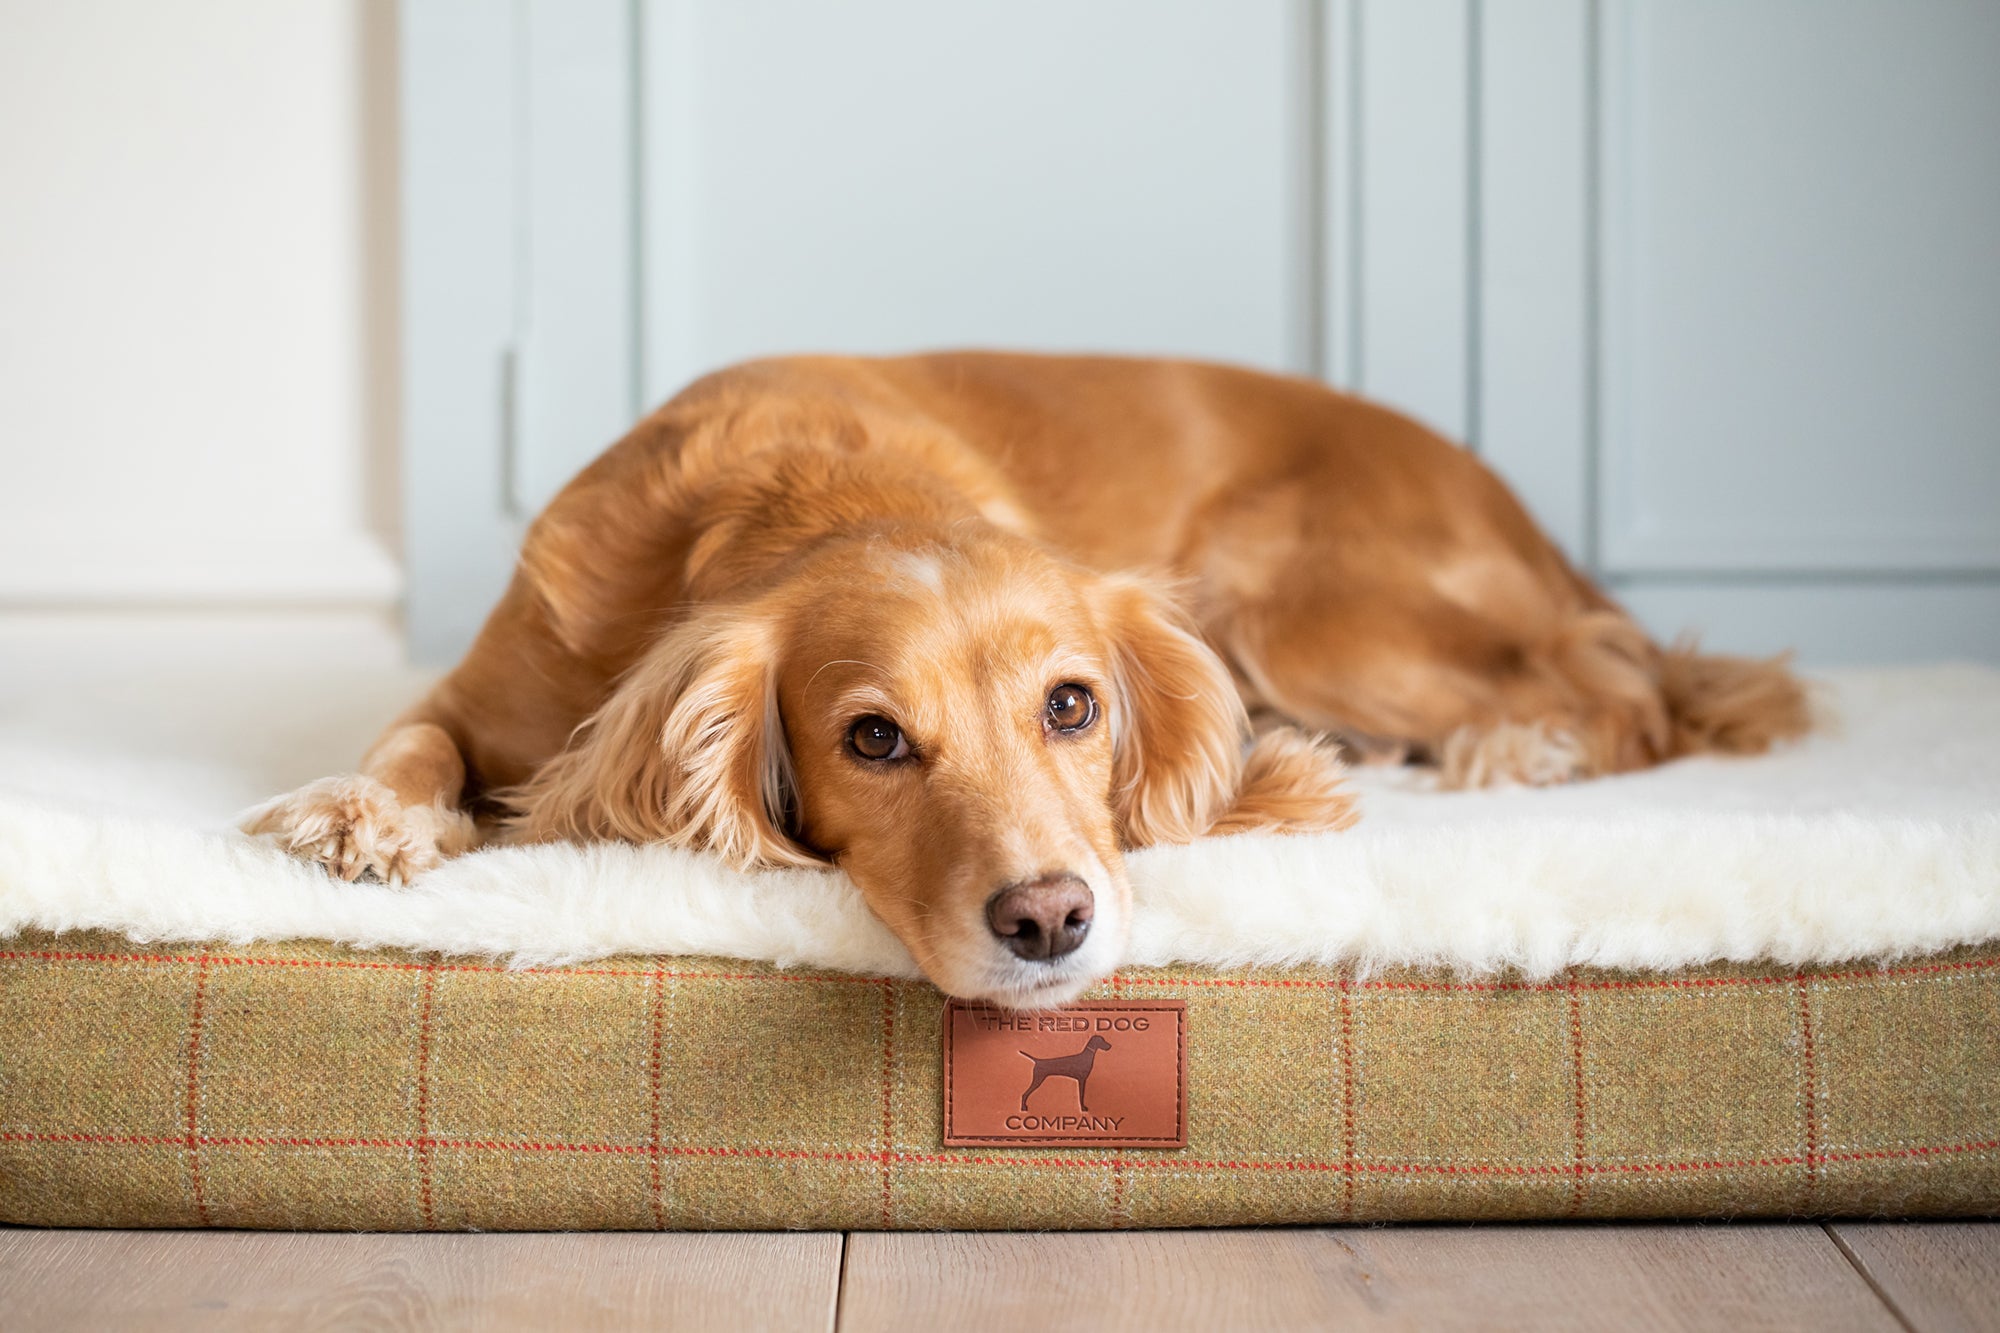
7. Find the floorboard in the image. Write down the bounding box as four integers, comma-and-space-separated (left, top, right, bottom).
837, 1225, 1905, 1333
0, 1230, 842, 1333
1829, 1223, 2000, 1333
1324, 1225, 1905, 1333
839, 1230, 1370, 1331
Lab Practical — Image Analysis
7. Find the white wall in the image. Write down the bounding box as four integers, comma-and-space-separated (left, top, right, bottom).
0, 0, 399, 606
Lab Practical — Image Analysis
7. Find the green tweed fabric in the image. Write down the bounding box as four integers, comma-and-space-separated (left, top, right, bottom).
2, 929, 1995, 1229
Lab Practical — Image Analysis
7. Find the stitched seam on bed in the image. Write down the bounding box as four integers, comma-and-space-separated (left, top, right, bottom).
413, 958, 439, 1229
7, 1129, 1994, 1176
181, 950, 212, 1226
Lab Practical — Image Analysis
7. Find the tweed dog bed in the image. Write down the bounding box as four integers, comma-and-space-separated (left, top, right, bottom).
3, 667, 1998, 1229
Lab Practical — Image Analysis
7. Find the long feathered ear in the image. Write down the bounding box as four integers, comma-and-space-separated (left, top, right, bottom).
1094, 575, 1250, 846
502, 608, 819, 867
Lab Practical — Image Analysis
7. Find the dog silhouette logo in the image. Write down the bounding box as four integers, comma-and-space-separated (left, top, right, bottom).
1019, 1034, 1112, 1112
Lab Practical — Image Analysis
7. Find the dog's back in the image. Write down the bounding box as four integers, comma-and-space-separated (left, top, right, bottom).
677, 352, 1811, 785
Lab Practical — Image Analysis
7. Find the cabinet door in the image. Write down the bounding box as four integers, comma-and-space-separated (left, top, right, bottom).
1598, 0, 2000, 659
405, 0, 1324, 658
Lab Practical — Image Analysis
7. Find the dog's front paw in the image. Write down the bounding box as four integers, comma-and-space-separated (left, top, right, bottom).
240, 774, 476, 885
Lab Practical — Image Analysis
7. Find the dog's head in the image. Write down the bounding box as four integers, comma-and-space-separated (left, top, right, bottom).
513, 528, 1249, 1007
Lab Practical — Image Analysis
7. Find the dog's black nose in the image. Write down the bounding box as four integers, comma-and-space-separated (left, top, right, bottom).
987, 875, 1093, 961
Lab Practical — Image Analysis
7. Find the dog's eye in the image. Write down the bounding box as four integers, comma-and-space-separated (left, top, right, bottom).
848, 715, 910, 762
1046, 683, 1096, 734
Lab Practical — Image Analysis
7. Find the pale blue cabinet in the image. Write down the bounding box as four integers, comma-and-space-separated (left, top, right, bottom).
402, 0, 2000, 664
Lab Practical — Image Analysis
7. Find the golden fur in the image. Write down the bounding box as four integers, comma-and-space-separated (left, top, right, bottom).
246, 352, 1808, 1004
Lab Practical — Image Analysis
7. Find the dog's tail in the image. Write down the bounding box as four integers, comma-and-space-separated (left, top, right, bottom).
1656, 638, 1814, 760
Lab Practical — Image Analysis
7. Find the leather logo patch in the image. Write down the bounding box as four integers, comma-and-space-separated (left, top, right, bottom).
942, 1000, 1187, 1148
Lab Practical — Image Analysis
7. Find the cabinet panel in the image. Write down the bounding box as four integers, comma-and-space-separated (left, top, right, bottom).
639, 0, 1312, 412
1599, 0, 2000, 573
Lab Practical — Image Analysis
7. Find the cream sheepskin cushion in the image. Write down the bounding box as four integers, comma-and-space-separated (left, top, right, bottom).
2, 665, 1997, 979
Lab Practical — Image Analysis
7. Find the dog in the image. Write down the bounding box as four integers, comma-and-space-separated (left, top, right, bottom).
1020, 1035, 1113, 1113
244, 352, 1809, 1007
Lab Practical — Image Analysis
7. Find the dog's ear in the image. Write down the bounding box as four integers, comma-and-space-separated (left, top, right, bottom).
503, 608, 818, 868
1093, 574, 1249, 847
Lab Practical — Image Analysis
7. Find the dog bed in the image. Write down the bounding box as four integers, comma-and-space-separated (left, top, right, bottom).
3, 665, 1997, 1229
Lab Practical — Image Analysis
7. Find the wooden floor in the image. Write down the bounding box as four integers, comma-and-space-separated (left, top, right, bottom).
2, 1225, 1995, 1331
